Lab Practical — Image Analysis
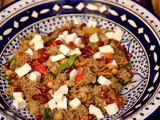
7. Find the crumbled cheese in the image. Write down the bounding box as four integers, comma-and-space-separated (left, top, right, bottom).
15, 63, 32, 77
93, 52, 102, 59
29, 71, 41, 82
13, 100, 26, 109
55, 31, 69, 41
89, 105, 104, 119
97, 75, 111, 86
69, 69, 78, 78
99, 45, 114, 53
70, 48, 81, 56
65, 33, 77, 44
109, 60, 117, 67
13, 92, 24, 101
105, 32, 114, 39
69, 98, 81, 109
48, 99, 57, 110
104, 103, 119, 115
25, 48, 33, 56
57, 85, 68, 95
87, 20, 97, 28
53, 92, 64, 102
112, 28, 123, 41
29, 34, 44, 51
89, 33, 99, 43
59, 44, 71, 56
74, 38, 81, 46
56, 96, 67, 109
50, 54, 65, 63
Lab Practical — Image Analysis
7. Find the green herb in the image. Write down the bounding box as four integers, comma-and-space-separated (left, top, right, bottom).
68, 54, 78, 66
44, 108, 52, 120
58, 54, 78, 72
58, 64, 70, 72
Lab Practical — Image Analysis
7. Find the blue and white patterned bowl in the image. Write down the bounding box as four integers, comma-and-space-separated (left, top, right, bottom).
0, 0, 159, 120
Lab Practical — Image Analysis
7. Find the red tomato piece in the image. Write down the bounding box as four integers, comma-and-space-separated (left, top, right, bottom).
75, 72, 84, 81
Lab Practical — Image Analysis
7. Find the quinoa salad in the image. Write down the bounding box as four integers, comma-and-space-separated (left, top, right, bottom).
2, 19, 133, 120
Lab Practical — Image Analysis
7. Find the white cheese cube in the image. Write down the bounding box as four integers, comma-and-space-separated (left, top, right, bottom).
89, 105, 104, 119
29, 34, 42, 45
53, 92, 64, 102
56, 31, 69, 41
51, 54, 65, 63
65, 33, 77, 44
34, 41, 44, 51
25, 48, 33, 56
93, 52, 102, 60
105, 32, 114, 39
59, 44, 71, 55
56, 96, 67, 109
29, 34, 44, 51
56, 34, 66, 41
74, 18, 82, 25
74, 38, 81, 46
97, 75, 111, 86
89, 33, 99, 43
48, 99, 56, 110
104, 103, 119, 115
15, 63, 32, 77
70, 48, 81, 56
69, 98, 81, 109
112, 28, 124, 41
29, 71, 41, 82
69, 69, 78, 78
76, 2, 85, 11
109, 60, 117, 67
13, 100, 26, 109
99, 45, 114, 53
57, 85, 68, 95
63, 31, 69, 36
99, 5, 107, 13
87, 20, 97, 28
13, 92, 24, 100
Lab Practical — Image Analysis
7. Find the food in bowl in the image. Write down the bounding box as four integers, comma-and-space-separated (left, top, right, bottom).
2, 19, 133, 120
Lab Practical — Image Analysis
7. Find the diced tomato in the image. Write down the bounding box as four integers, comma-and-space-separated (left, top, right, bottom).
19, 51, 24, 55
109, 96, 124, 108
75, 72, 84, 81
52, 40, 57, 46
35, 64, 46, 74
31, 60, 40, 66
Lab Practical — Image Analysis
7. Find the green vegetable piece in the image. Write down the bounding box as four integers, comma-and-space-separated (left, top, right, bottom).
58, 54, 78, 72
44, 108, 52, 120
58, 63, 70, 72
68, 54, 78, 66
